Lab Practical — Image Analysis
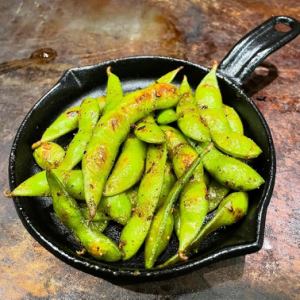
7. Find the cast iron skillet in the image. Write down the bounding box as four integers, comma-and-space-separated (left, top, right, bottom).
9, 16, 300, 282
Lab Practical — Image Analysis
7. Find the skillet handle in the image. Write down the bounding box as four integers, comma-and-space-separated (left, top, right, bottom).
218, 16, 300, 86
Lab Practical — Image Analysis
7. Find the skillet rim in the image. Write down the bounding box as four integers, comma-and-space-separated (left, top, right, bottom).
8, 55, 276, 281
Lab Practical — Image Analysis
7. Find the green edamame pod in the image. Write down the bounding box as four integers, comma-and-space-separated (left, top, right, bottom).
132, 68, 181, 144
46, 170, 122, 262
58, 97, 100, 170
207, 179, 230, 212
211, 131, 262, 159
177, 76, 210, 142
200, 145, 265, 191
104, 136, 146, 196
160, 126, 198, 178
156, 66, 183, 84
199, 108, 231, 133
33, 142, 65, 169
159, 191, 248, 267
9, 170, 84, 200
145, 142, 213, 268
100, 193, 132, 225
103, 67, 123, 114
119, 143, 167, 260
145, 209, 174, 269
32, 106, 80, 149
223, 105, 244, 134
156, 161, 176, 209
156, 109, 178, 124
82, 83, 178, 218
89, 220, 109, 233
134, 115, 166, 144
178, 163, 208, 252
195, 62, 222, 109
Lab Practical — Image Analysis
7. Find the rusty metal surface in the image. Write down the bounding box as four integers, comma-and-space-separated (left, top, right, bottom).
0, 0, 299, 299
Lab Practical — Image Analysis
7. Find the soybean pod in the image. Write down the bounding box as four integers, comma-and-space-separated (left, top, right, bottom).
32, 106, 80, 149
119, 144, 167, 260
33, 142, 65, 169
46, 170, 122, 262
177, 75, 210, 142
103, 67, 123, 114
104, 136, 146, 196
134, 115, 165, 144
223, 105, 244, 134
58, 97, 100, 170
82, 83, 178, 218
156, 108, 178, 125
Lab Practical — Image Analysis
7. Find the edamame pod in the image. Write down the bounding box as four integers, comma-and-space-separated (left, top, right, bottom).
100, 193, 132, 225
133, 68, 181, 144
207, 179, 230, 212
211, 131, 262, 159
160, 126, 198, 178
156, 109, 178, 124
80, 206, 109, 232
82, 83, 179, 218
159, 191, 248, 267
134, 115, 166, 144
103, 67, 123, 114
104, 136, 146, 196
178, 163, 208, 252
126, 187, 138, 208
46, 170, 122, 262
145, 208, 174, 269
33, 142, 65, 169
200, 145, 265, 191
199, 108, 231, 133
195, 62, 222, 109
156, 161, 176, 209
145, 142, 213, 268
32, 106, 80, 149
224, 105, 244, 134
119, 143, 167, 260
58, 97, 100, 170
174, 207, 180, 238
177, 76, 210, 142
9, 170, 84, 200
156, 66, 183, 84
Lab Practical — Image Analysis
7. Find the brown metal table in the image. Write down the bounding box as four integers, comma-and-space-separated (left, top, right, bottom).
0, 1, 299, 299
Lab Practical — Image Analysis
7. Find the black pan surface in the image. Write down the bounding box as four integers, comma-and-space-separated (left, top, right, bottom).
9, 16, 299, 282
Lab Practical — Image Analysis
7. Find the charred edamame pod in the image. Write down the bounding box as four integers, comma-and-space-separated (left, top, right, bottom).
103, 67, 123, 114
156, 108, 178, 125
223, 105, 244, 134
211, 131, 262, 159
58, 97, 100, 170
33, 142, 65, 170
199, 144, 265, 191
104, 136, 146, 196
32, 106, 80, 149
177, 75, 210, 142
134, 115, 166, 144
119, 143, 167, 260
47, 170, 122, 262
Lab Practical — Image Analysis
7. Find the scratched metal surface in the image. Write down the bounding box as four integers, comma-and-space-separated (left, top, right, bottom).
0, 0, 299, 299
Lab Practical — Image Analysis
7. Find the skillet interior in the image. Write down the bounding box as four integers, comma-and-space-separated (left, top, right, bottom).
9, 56, 275, 281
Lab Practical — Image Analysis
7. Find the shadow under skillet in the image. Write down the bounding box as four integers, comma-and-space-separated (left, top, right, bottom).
120, 256, 245, 296
243, 61, 278, 97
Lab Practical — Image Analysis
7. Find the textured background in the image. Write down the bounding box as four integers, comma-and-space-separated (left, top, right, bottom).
0, 0, 299, 299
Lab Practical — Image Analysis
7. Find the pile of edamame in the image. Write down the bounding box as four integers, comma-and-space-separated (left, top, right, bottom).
9, 63, 265, 268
